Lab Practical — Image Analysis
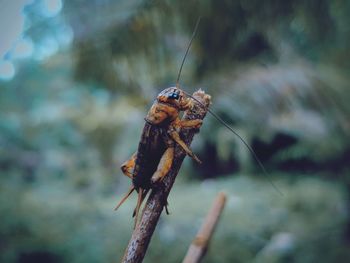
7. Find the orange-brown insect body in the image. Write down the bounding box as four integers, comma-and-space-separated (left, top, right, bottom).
134, 87, 199, 187
131, 123, 167, 190
115, 87, 203, 227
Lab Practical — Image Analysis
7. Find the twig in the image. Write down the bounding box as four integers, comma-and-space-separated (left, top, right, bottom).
182, 192, 227, 263
121, 90, 211, 263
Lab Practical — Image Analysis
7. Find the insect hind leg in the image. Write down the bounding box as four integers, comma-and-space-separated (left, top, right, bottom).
151, 147, 174, 183
120, 152, 137, 179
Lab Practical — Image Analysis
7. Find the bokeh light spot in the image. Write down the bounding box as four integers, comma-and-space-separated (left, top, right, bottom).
42, 0, 62, 17
0, 60, 15, 80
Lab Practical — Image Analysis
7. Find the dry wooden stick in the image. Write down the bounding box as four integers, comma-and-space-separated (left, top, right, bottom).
121, 90, 211, 263
182, 192, 227, 263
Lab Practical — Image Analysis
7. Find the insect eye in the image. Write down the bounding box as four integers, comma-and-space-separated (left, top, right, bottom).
168, 92, 179, 100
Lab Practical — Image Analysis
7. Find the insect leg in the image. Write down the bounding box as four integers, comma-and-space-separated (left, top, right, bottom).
151, 146, 175, 183
165, 200, 170, 215
120, 152, 137, 179
168, 129, 202, 164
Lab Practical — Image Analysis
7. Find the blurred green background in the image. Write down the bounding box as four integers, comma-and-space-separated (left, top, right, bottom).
1, 0, 350, 262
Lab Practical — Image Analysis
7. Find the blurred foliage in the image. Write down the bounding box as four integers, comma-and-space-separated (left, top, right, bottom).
1, 175, 349, 263
1, 0, 350, 262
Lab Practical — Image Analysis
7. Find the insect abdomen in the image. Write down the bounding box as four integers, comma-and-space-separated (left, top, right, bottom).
132, 122, 167, 189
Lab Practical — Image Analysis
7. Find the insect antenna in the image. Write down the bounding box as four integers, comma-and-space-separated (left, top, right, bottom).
183, 91, 284, 196
175, 17, 201, 90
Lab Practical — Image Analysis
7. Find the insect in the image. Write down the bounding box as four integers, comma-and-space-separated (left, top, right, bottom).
114, 86, 204, 228
114, 18, 282, 228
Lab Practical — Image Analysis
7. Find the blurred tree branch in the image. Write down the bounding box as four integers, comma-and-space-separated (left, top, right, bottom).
182, 191, 227, 263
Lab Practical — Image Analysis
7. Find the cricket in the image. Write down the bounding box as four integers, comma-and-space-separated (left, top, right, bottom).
114, 18, 282, 229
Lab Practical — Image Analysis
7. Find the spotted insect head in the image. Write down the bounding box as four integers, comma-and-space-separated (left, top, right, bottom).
157, 87, 193, 110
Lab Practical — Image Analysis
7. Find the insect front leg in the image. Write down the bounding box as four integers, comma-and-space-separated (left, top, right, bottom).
120, 152, 137, 179
167, 127, 202, 164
